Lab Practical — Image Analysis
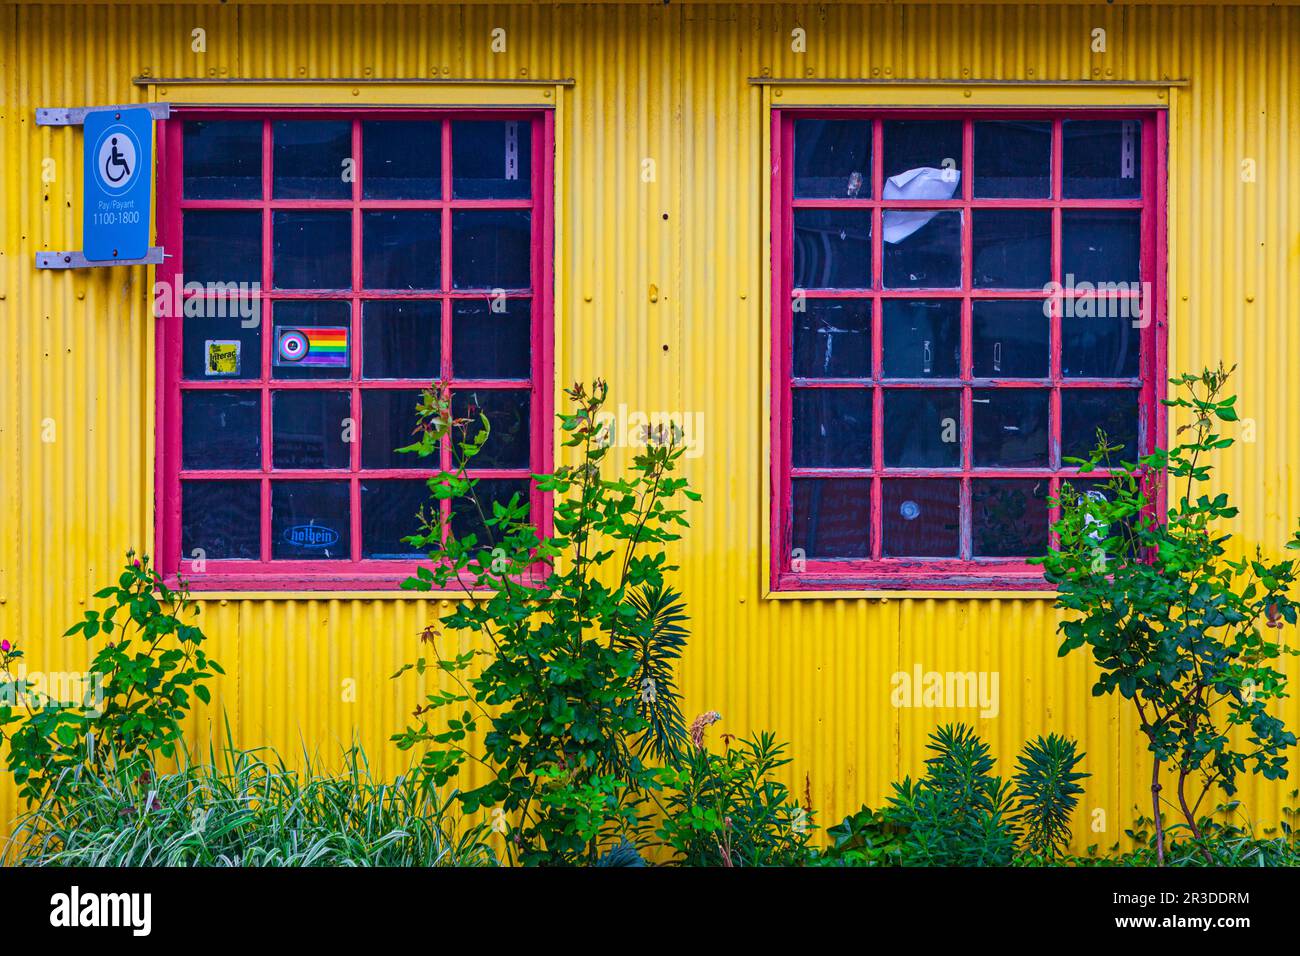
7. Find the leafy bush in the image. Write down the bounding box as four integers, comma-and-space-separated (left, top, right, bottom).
655, 722, 813, 867
392, 380, 699, 865
1012, 734, 1088, 862
0, 552, 222, 806
1037, 366, 1300, 864
4, 738, 492, 867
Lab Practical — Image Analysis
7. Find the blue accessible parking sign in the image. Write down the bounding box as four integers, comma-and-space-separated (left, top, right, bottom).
83, 107, 152, 261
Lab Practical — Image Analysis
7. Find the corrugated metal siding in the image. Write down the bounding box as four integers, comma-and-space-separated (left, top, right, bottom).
3, 3, 1300, 850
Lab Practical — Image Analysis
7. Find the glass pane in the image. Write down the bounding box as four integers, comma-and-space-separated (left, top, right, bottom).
1062, 308, 1141, 378
453, 299, 531, 380
362, 121, 440, 199
881, 299, 960, 379
794, 119, 872, 198
183, 211, 261, 286
361, 389, 424, 469
1061, 388, 1140, 464
792, 478, 871, 559
882, 390, 960, 468
882, 479, 960, 558
791, 388, 872, 468
973, 121, 1050, 198
972, 388, 1049, 467
451, 390, 531, 469
271, 481, 350, 559
182, 391, 260, 470
450, 478, 530, 543
792, 209, 871, 289
1063, 120, 1141, 199
183, 315, 261, 381
793, 299, 872, 379
1062, 210, 1141, 286
452, 120, 531, 199
183, 121, 261, 199
363, 300, 440, 380
363, 210, 440, 291
882, 120, 962, 182
272, 301, 351, 380
273, 121, 352, 199
883, 210, 961, 289
972, 209, 1051, 289
182, 480, 260, 561
451, 210, 531, 290
972, 300, 1049, 378
272, 390, 351, 469
972, 478, 1049, 557
361, 479, 431, 559
273, 210, 350, 290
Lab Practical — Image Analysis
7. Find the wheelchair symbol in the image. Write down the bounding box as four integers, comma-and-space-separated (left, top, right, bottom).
95, 127, 138, 192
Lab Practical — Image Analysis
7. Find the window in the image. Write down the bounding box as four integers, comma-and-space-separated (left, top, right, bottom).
772, 111, 1164, 590
156, 110, 553, 588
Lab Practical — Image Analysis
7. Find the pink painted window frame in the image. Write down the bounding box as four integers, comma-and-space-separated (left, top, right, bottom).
155, 107, 555, 591
770, 108, 1168, 592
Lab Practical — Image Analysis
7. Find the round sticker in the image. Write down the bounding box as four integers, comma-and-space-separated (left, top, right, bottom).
278, 330, 309, 362
93, 125, 141, 193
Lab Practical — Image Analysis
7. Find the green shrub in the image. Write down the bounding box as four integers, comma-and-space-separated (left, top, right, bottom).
4, 738, 492, 867
1037, 366, 1300, 865
1012, 734, 1088, 862
392, 380, 699, 865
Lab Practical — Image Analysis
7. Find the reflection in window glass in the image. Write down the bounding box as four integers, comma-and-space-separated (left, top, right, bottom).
182, 391, 261, 470
452, 210, 531, 290
1062, 310, 1141, 378
972, 209, 1051, 288
272, 390, 351, 469
792, 209, 872, 289
972, 388, 1049, 468
363, 300, 440, 380
973, 121, 1050, 198
271, 481, 350, 560
882, 121, 962, 182
361, 480, 432, 559
184, 211, 261, 286
451, 390, 531, 469
882, 390, 960, 468
792, 479, 871, 558
1061, 389, 1140, 464
452, 121, 531, 199
972, 479, 1049, 557
1062, 210, 1141, 285
882, 479, 960, 557
452, 300, 530, 380
972, 301, 1049, 378
273, 210, 351, 289
882, 300, 960, 379
184, 122, 262, 199
883, 211, 961, 289
792, 389, 872, 468
794, 120, 872, 198
363, 121, 440, 199
793, 300, 872, 379
1064, 120, 1141, 199
182, 480, 260, 560
361, 389, 425, 469
363, 211, 440, 290
273, 121, 352, 199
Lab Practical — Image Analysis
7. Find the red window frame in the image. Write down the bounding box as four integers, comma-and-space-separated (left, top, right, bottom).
770, 108, 1167, 592
155, 107, 555, 590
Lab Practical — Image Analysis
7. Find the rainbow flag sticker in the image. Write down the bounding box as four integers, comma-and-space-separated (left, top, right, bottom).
275, 326, 349, 367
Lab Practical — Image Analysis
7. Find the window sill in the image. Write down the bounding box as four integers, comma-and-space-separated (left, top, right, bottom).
770, 566, 1055, 598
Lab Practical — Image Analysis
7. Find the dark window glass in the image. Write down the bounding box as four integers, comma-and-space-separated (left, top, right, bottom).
883, 211, 961, 289
792, 478, 871, 559
882, 390, 961, 468
450, 478, 530, 543
272, 390, 351, 469
451, 210, 531, 290
972, 388, 1049, 468
882, 120, 962, 182
972, 209, 1051, 288
182, 391, 260, 470
973, 121, 1051, 198
792, 209, 872, 289
271, 481, 350, 560
881, 299, 960, 379
793, 299, 872, 379
362, 121, 440, 199
182, 480, 260, 560
791, 389, 872, 468
882, 479, 960, 557
451, 390, 531, 469
1062, 210, 1141, 286
452, 120, 531, 199
363, 300, 440, 380
271, 301, 351, 380
972, 478, 1049, 557
363, 211, 440, 291
794, 120, 872, 198
183, 315, 261, 381
273, 210, 351, 290
1062, 308, 1141, 378
1061, 388, 1140, 464
972, 300, 1050, 378
1063, 120, 1141, 199
273, 121, 352, 199
184, 121, 262, 199
361, 389, 424, 469
452, 299, 530, 379
183, 211, 261, 286
361, 480, 431, 559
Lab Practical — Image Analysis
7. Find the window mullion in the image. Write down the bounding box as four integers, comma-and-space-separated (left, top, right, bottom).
259, 117, 274, 564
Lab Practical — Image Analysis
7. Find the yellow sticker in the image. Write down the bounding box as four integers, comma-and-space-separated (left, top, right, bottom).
205, 340, 240, 376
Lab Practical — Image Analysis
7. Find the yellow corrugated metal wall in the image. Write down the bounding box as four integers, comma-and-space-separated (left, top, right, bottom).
2, 2, 1299, 850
